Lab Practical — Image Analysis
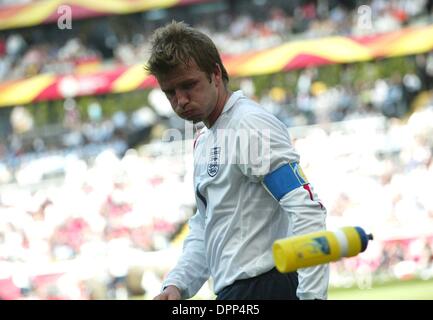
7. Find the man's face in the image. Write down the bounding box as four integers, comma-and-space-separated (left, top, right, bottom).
157, 60, 220, 123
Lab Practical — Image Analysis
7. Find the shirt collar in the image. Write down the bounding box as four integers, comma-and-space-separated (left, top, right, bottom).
221, 90, 244, 115
207, 90, 244, 130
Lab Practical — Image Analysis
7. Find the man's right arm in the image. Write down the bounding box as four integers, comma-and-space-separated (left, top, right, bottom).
154, 210, 210, 300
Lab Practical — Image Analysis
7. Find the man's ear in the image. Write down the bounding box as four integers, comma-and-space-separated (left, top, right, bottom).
213, 63, 222, 85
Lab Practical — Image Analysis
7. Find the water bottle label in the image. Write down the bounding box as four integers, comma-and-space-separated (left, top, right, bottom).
294, 236, 331, 260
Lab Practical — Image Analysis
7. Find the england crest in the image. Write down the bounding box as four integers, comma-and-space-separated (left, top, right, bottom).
207, 147, 221, 177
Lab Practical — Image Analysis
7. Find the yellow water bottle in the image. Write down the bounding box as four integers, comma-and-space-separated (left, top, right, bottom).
273, 226, 373, 273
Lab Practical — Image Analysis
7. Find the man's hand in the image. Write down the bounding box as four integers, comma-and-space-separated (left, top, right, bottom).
153, 285, 182, 300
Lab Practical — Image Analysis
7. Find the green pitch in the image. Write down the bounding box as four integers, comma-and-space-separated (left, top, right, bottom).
329, 278, 433, 300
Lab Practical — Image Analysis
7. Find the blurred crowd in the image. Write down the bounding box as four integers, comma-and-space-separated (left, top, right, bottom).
0, 148, 196, 299
331, 235, 433, 289
249, 54, 433, 127
1, 0, 433, 82
295, 105, 433, 288
1, 0, 433, 300
1, 102, 433, 299
0, 93, 167, 174
296, 107, 433, 234
2, 52, 433, 174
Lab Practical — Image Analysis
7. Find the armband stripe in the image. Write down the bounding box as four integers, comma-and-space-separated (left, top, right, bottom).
263, 162, 308, 201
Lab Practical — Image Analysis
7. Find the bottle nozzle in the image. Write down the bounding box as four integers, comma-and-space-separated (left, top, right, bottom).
368, 233, 373, 241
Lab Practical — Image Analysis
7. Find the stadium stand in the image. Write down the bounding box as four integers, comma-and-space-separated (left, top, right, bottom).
0, 0, 433, 299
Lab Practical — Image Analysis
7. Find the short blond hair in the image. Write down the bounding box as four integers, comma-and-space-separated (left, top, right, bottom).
145, 21, 229, 84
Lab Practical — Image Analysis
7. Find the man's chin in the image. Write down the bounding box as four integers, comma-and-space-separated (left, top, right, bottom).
185, 115, 203, 123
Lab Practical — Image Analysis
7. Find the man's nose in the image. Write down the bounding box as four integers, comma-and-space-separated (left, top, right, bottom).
176, 90, 189, 109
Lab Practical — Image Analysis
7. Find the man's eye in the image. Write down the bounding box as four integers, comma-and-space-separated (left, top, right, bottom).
183, 82, 196, 90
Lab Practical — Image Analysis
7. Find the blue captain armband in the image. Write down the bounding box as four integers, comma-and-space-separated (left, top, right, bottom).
263, 162, 309, 201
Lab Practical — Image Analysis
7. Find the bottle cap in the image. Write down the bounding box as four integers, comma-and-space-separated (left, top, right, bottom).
355, 226, 373, 252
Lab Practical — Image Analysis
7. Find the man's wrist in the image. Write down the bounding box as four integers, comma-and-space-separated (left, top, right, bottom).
297, 292, 327, 300
163, 285, 180, 292
162, 281, 186, 298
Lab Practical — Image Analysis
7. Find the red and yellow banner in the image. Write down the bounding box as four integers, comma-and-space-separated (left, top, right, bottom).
0, 66, 158, 107
1, 24, 433, 107
224, 25, 433, 77
0, 0, 212, 30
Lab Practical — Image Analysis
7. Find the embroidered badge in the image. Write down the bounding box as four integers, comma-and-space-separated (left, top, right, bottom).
292, 162, 308, 185
207, 147, 221, 177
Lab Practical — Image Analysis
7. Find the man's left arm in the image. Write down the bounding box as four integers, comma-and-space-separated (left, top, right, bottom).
269, 177, 329, 300
238, 111, 329, 300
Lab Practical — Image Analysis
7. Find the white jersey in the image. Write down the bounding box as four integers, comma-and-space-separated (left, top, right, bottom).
163, 90, 329, 300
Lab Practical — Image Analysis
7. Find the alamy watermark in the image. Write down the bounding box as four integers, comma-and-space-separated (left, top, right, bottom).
356, 5, 373, 32
57, 5, 72, 30
161, 121, 272, 176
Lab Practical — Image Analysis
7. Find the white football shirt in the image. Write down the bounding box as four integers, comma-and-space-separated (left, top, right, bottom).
163, 90, 329, 300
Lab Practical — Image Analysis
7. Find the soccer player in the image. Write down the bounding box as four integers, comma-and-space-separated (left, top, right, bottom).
146, 21, 328, 300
